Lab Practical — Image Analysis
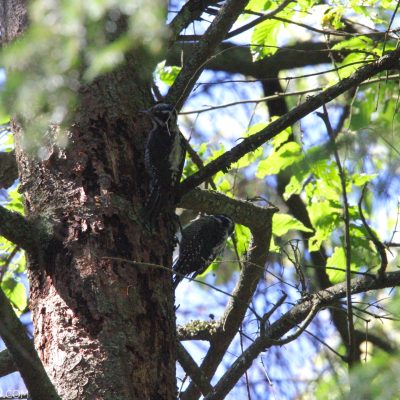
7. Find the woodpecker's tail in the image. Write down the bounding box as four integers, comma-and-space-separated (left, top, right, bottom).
172, 260, 183, 289
143, 186, 162, 224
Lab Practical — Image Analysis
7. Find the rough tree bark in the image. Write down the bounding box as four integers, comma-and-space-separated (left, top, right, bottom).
1, 2, 177, 399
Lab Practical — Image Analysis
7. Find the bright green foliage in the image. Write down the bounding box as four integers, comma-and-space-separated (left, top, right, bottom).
255, 124, 298, 177
233, 224, 252, 257
251, 19, 283, 60
321, 6, 345, 29
256, 142, 303, 177
0, 234, 27, 314
272, 213, 312, 237
1, 268, 27, 315
157, 62, 182, 87
246, 0, 273, 13
316, 351, 400, 400
6, 187, 25, 214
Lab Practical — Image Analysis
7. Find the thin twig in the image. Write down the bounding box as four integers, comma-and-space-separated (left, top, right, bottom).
263, 300, 320, 346
225, 0, 294, 40
259, 293, 287, 336
166, 0, 251, 109
358, 185, 388, 278
177, 46, 400, 197
317, 105, 356, 367
382, 0, 400, 55
304, 328, 347, 361
204, 270, 400, 399
168, 0, 220, 47
181, 74, 400, 116
182, 135, 217, 190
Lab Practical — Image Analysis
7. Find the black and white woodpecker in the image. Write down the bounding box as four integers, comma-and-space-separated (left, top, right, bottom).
142, 103, 186, 222
173, 214, 235, 288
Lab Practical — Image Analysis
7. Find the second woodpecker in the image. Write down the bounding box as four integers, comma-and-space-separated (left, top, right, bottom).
143, 103, 186, 222
173, 214, 235, 288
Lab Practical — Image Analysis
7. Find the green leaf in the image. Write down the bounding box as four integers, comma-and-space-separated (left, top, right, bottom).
84, 36, 130, 81
251, 19, 281, 60
273, 213, 313, 237
331, 36, 374, 51
233, 146, 263, 169
269, 236, 280, 253
246, 122, 268, 136
1, 278, 27, 314
352, 173, 378, 187
246, 0, 273, 12
217, 177, 231, 194
284, 173, 305, 199
234, 224, 252, 256
307, 199, 341, 251
6, 187, 24, 214
271, 125, 291, 148
256, 142, 303, 178
326, 247, 346, 283
157, 63, 182, 87
336, 52, 370, 80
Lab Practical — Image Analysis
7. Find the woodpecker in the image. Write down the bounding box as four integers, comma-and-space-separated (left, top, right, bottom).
143, 103, 186, 222
173, 214, 234, 288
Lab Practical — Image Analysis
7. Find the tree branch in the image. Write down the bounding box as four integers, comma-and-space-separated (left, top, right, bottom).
358, 185, 388, 278
180, 190, 276, 399
167, 41, 346, 77
168, 0, 222, 47
0, 205, 44, 254
204, 271, 400, 399
177, 342, 213, 395
0, 151, 18, 189
317, 105, 356, 365
177, 47, 400, 197
0, 288, 60, 399
0, 346, 17, 378
177, 321, 217, 341
178, 187, 277, 228
166, 0, 250, 108
225, 0, 294, 40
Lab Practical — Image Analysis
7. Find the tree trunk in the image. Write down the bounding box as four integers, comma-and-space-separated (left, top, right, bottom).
3, 3, 177, 399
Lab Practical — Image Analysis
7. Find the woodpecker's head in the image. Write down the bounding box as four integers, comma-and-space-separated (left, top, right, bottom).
142, 103, 178, 128
212, 214, 235, 236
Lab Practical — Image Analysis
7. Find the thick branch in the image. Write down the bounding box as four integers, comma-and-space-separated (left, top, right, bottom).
167, 41, 345, 77
177, 47, 400, 196
0, 205, 43, 253
178, 187, 277, 228
204, 271, 400, 400
166, 0, 250, 108
0, 347, 17, 378
0, 288, 60, 399
177, 342, 213, 395
0, 151, 18, 189
180, 191, 276, 399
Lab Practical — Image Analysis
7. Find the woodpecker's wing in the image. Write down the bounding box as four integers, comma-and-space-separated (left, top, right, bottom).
173, 216, 231, 287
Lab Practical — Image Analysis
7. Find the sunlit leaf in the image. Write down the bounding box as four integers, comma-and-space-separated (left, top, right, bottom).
273, 213, 313, 237
256, 142, 303, 178
1, 278, 27, 314
157, 63, 182, 87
